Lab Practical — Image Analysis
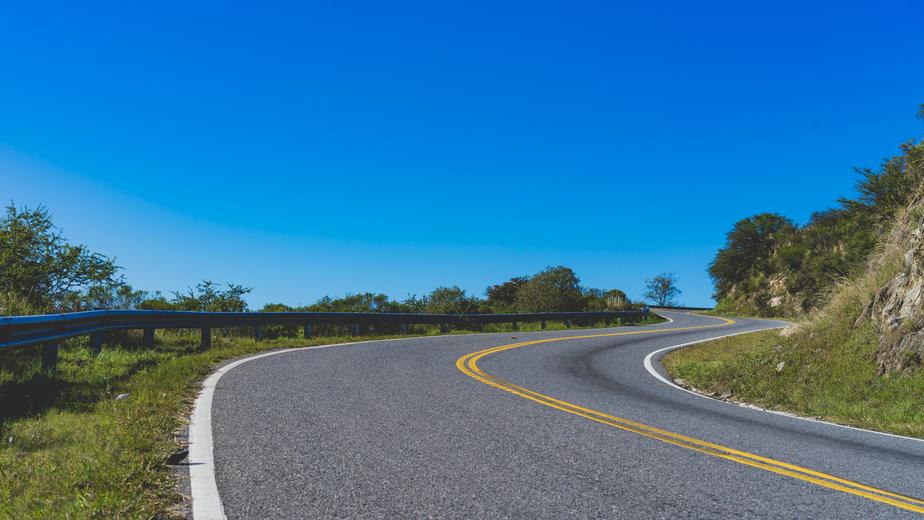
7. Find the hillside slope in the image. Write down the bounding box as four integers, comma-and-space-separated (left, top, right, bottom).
709, 117, 924, 317
859, 185, 924, 372
664, 121, 924, 436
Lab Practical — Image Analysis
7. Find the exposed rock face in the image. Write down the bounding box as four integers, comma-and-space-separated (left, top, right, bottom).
863, 198, 924, 373
721, 274, 808, 318
765, 275, 808, 314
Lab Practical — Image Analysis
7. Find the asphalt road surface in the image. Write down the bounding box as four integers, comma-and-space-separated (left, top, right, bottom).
207, 311, 924, 518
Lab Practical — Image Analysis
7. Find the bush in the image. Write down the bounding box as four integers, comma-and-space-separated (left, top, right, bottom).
515, 266, 583, 312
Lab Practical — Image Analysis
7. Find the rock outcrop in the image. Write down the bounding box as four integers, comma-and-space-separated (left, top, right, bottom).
719, 274, 809, 318
861, 193, 924, 373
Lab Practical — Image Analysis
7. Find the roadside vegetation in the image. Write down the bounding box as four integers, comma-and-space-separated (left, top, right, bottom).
0, 201, 665, 517
663, 321, 924, 438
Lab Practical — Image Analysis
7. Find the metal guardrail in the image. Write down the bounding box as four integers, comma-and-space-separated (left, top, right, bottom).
0, 308, 650, 372
647, 305, 713, 311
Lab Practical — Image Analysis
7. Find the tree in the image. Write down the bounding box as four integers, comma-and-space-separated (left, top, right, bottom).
309, 292, 393, 313
396, 294, 426, 313
582, 287, 607, 311
841, 145, 922, 223
602, 288, 631, 311
708, 213, 796, 298
515, 266, 582, 312
0, 203, 121, 313
644, 273, 681, 306
423, 286, 479, 315
171, 281, 251, 312
261, 302, 294, 312
485, 276, 528, 311
138, 291, 177, 311
85, 283, 147, 310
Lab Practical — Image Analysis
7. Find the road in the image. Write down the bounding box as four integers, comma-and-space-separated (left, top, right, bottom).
201, 311, 924, 518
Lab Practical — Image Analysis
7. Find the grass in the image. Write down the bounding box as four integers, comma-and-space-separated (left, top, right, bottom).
0, 316, 660, 518
0, 331, 387, 519
663, 328, 924, 438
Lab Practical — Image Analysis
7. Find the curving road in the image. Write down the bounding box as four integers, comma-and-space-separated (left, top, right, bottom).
200, 311, 924, 518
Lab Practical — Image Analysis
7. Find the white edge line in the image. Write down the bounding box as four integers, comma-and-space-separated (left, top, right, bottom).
188, 317, 667, 519
642, 327, 924, 445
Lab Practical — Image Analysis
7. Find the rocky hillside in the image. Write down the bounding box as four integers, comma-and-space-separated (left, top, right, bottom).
858, 187, 924, 372
786, 134, 924, 374
663, 117, 924, 438
710, 114, 924, 319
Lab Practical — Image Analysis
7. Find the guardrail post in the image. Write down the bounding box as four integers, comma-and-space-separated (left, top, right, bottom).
566, 319, 572, 328
351, 323, 360, 337
511, 321, 518, 331
143, 328, 155, 348
42, 342, 59, 373
303, 324, 312, 339
540, 320, 547, 329
440, 323, 448, 334
90, 333, 103, 355
200, 328, 211, 350
255, 326, 263, 342
399, 324, 407, 334
604, 318, 611, 326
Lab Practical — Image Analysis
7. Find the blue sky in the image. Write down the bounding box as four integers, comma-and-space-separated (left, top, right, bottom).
2, 1, 922, 308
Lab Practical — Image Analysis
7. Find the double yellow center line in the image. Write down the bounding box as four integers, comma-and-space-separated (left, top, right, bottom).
455, 319, 924, 514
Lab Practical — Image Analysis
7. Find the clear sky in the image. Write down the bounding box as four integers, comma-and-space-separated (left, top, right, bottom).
2, 1, 923, 308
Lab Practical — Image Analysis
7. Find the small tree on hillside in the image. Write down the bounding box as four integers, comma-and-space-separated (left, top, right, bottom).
644, 273, 681, 306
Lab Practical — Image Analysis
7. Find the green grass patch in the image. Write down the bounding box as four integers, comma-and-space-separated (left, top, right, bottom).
663, 328, 924, 438
0, 331, 390, 519
0, 317, 658, 518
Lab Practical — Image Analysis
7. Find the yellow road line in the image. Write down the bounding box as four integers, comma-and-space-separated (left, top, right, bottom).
454, 317, 924, 514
